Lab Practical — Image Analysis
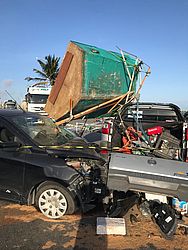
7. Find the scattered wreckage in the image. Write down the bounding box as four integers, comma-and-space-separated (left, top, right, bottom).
0, 107, 188, 238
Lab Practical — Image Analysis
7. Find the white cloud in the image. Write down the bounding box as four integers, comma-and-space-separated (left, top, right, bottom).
2, 79, 14, 88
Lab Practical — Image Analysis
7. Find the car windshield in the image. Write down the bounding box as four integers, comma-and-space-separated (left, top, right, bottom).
10, 114, 76, 146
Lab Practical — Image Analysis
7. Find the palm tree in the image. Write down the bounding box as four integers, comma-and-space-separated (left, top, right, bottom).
25, 55, 60, 86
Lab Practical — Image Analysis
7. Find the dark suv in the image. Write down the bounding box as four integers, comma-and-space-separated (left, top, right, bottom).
117, 102, 184, 128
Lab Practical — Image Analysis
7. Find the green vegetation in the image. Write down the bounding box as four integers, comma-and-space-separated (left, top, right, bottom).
25, 55, 60, 86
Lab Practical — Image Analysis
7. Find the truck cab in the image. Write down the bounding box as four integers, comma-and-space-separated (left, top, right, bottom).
25, 85, 51, 114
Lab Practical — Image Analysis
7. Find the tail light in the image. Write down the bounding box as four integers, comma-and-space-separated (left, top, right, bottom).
100, 149, 108, 154
102, 123, 110, 134
186, 128, 188, 141
147, 126, 163, 136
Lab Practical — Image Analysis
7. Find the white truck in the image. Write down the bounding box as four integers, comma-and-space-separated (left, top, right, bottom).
25, 85, 51, 114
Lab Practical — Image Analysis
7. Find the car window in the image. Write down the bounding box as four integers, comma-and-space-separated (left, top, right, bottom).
0, 126, 20, 144
10, 115, 76, 146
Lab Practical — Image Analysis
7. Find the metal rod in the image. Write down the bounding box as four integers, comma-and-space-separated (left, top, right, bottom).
120, 49, 132, 81
125, 58, 139, 103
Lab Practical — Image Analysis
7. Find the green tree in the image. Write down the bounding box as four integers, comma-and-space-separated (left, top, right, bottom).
25, 55, 60, 86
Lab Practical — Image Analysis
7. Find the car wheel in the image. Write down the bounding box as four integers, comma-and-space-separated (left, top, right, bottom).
35, 182, 76, 219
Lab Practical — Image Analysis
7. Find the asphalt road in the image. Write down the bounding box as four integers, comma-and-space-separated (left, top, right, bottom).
1, 201, 188, 250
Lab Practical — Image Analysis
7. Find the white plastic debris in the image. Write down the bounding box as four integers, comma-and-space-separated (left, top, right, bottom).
96, 217, 126, 235
145, 193, 167, 203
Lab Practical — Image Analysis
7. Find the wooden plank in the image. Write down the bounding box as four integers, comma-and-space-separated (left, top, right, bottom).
49, 52, 74, 104
56, 93, 132, 125
107, 91, 134, 113
45, 42, 83, 120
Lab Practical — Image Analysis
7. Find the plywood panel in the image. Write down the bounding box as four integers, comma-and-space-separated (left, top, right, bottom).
49, 52, 74, 104
45, 42, 83, 120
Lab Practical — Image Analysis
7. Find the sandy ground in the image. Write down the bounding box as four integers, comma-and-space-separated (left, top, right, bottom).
0, 201, 188, 250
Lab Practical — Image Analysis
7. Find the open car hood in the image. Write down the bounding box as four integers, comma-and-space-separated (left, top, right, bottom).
46, 137, 103, 161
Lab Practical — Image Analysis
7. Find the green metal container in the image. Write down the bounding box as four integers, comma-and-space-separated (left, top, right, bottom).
46, 41, 140, 120
73, 41, 137, 99
68, 41, 138, 118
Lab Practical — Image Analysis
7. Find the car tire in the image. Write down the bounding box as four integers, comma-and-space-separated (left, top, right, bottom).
35, 182, 76, 219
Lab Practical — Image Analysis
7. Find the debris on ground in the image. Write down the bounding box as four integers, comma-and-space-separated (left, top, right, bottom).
96, 217, 126, 235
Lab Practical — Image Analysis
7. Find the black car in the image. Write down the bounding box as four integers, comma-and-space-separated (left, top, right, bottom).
0, 109, 105, 219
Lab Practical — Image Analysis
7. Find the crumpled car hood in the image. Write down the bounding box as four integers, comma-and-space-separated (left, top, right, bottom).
46, 137, 103, 161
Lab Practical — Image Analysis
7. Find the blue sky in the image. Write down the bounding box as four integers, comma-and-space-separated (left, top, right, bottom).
0, 0, 188, 109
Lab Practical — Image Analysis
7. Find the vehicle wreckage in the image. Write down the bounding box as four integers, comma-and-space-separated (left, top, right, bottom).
1, 41, 187, 238
0, 108, 188, 239
42, 38, 188, 237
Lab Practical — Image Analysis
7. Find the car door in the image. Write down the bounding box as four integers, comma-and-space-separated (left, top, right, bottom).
0, 121, 26, 202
